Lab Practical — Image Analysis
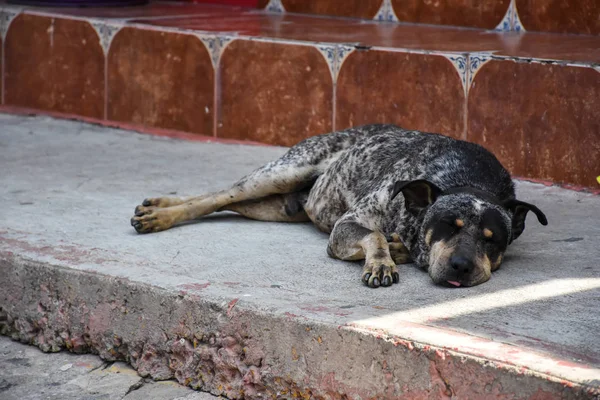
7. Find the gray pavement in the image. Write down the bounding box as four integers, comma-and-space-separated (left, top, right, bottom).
1, 113, 599, 398
0, 335, 220, 400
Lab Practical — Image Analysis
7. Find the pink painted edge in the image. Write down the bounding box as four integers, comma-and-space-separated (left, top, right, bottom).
0, 105, 271, 148
0, 106, 598, 195
347, 321, 600, 393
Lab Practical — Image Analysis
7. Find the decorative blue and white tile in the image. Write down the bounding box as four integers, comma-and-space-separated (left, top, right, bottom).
374, 0, 398, 22
511, 0, 526, 32
467, 53, 492, 90
197, 34, 237, 67
264, 0, 285, 13
90, 20, 123, 55
445, 54, 468, 94
334, 45, 355, 79
196, 34, 213, 63
196, 35, 216, 66
0, 10, 19, 41
316, 44, 336, 80
315, 44, 355, 82
495, 0, 513, 31
214, 35, 235, 66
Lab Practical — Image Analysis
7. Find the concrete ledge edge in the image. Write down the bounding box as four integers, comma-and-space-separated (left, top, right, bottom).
1, 252, 598, 399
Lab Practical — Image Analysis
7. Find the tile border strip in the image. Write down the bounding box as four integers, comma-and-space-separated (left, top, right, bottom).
374, 0, 399, 22
264, 0, 284, 13
467, 53, 493, 90
90, 20, 124, 56
495, 0, 514, 31
446, 54, 468, 94
0, 10, 19, 41
511, 0, 526, 33
1, 9, 20, 105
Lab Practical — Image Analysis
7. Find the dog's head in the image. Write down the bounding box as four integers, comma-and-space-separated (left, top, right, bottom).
391, 180, 548, 287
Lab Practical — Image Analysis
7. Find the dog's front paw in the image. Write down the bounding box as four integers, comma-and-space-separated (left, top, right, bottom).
361, 257, 399, 288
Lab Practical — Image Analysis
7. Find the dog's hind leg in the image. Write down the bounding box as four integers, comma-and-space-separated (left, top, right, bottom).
219, 191, 310, 222
131, 163, 314, 232
130, 132, 353, 233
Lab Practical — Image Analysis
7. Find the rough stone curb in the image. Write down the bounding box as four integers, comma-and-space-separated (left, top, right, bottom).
2, 253, 598, 399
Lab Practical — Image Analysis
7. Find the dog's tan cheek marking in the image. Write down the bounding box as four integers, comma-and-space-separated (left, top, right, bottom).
428, 240, 453, 271
475, 254, 493, 282
491, 254, 503, 271
455, 219, 464, 228
483, 228, 493, 239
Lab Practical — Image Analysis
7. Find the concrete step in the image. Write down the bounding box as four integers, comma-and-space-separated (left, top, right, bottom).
0, 335, 220, 400
1, 1, 599, 189
253, 0, 600, 35
1, 114, 599, 399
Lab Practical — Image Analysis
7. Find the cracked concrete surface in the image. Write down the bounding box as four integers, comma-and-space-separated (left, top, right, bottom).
1, 114, 599, 398
0, 335, 221, 400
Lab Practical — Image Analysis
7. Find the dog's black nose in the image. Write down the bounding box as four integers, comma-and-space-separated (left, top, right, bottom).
450, 256, 474, 274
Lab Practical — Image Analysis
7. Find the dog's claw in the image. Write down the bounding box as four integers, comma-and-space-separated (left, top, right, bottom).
363, 258, 399, 289
142, 199, 152, 206
130, 218, 143, 232
362, 273, 372, 285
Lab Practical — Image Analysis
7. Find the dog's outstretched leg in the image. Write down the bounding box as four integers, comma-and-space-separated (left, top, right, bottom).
130, 139, 340, 233
131, 129, 366, 233
328, 218, 404, 288
131, 164, 313, 232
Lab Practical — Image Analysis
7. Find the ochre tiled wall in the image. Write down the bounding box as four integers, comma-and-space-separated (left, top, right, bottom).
1, 4, 599, 188
280, 0, 383, 20
468, 60, 600, 187
515, 0, 600, 35
218, 39, 333, 146
107, 28, 214, 134
336, 50, 465, 138
5, 14, 105, 118
390, 0, 511, 30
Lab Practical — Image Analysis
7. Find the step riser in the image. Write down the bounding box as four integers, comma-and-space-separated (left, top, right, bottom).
2, 11, 599, 189
2, 254, 596, 399
256, 0, 600, 36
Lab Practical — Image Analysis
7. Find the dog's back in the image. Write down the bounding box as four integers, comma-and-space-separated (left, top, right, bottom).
309, 125, 516, 210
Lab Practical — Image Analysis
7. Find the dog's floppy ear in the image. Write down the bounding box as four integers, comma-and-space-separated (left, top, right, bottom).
503, 199, 548, 243
391, 180, 442, 216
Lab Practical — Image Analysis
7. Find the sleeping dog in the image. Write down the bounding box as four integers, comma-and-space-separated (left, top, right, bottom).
131, 124, 548, 288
